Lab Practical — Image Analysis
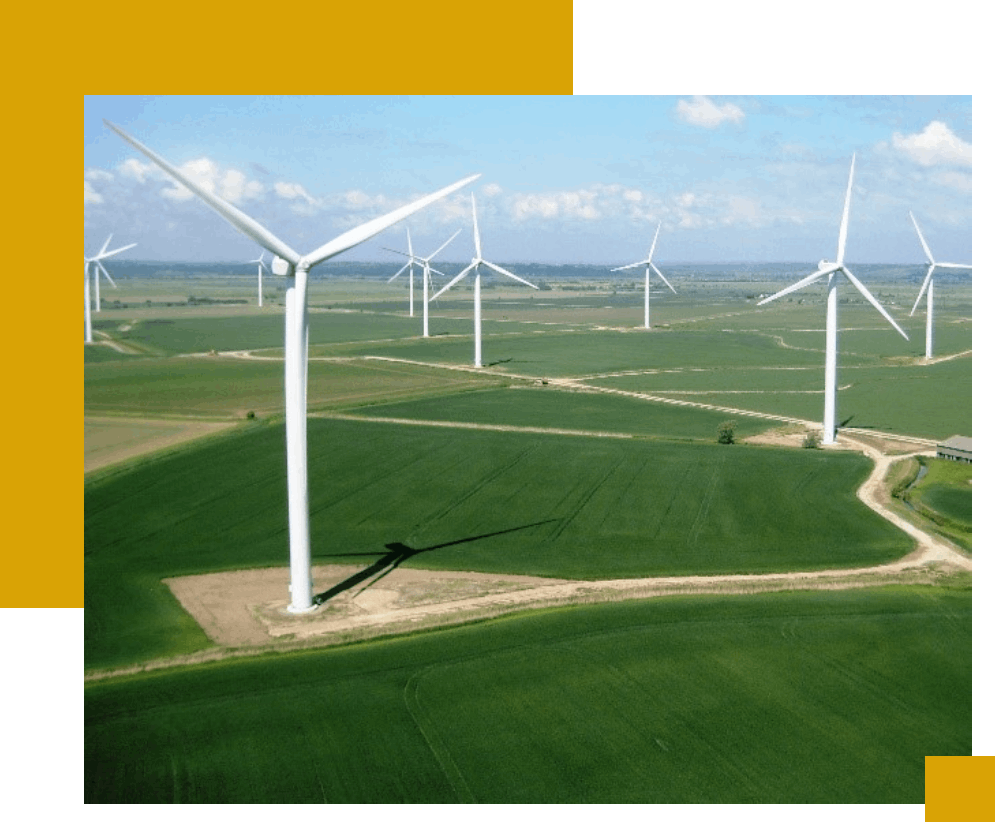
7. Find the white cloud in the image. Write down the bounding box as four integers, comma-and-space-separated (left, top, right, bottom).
342, 189, 387, 210
932, 169, 972, 193
85, 169, 113, 182
118, 158, 157, 183
161, 158, 218, 202
84, 180, 103, 205
892, 121, 971, 168
220, 169, 264, 203
510, 189, 602, 221
623, 189, 643, 202
676, 96, 745, 128
482, 183, 503, 197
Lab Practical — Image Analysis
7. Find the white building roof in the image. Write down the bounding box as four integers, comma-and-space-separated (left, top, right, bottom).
938, 436, 972, 452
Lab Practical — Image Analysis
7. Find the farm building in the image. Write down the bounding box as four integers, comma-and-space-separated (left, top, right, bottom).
936, 436, 972, 463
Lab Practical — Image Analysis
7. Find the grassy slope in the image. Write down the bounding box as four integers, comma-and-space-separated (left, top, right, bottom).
84, 586, 971, 803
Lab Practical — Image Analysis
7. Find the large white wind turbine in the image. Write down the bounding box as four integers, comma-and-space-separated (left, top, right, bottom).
84, 235, 137, 343
248, 251, 269, 307
908, 211, 972, 360
431, 193, 538, 368
610, 221, 677, 329
757, 154, 908, 445
385, 229, 461, 337
105, 119, 479, 613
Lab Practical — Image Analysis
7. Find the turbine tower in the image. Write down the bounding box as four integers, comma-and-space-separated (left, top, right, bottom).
611, 222, 676, 329
385, 229, 461, 337
106, 119, 479, 613
84, 235, 137, 343
908, 211, 972, 360
757, 154, 908, 445
248, 252, 269, 307
431, 193, 538, 368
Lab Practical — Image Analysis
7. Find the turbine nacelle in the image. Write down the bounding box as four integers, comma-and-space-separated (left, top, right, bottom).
272, 257, 291, 277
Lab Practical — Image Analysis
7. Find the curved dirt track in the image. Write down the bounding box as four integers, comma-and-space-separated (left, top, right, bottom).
87, 431, 970, 682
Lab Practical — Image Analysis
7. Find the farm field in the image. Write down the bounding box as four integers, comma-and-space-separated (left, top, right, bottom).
344, 385, 776, 440
84, 586, 970, 803
84, 418, 914, 671
84, 270, 971, 803
587, 356, 972, 440
84, 356, 504, 420
84, 417, 238, 473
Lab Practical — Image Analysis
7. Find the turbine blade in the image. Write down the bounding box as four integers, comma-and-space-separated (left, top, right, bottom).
426, 229, 462, 261
97, 242, 137, 260
428, 266, 449, 281
836, 153, 855, 264
937, 262, 972, 270
651, 262, 677, 294
910, 265, 936, 316
908, 211, 935, 264
406, 226, 413, 257
481, 260, 539, 289
104, 120, 303, 265
430, 261, 475, 301
647, 221, 662, 260
756, 268, 830, 306
610, 260, 646, 273
304, 174, 480, 268
387, 260, 411, 283
98, 234, 112, 257
97, 260, 117, 288
840, 265, 908, 340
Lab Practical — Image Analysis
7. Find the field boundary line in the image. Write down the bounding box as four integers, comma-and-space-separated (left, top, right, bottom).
314, 412, 635, 440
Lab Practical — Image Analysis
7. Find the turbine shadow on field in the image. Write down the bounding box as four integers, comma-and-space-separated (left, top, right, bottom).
313, 519, 558, 605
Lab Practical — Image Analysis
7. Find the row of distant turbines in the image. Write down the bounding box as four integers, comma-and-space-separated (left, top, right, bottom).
89, 123, 970, 614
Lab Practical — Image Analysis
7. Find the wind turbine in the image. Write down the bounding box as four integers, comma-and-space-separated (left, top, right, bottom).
908, 211, 972, 359
105, 119, 479, 613
757, 154, 908, 445
386, 228, 417, 317
384, 229, 461, 337
84, 235, 137, 343
248, 251, 269, 307
431, 193, 538, 368
610, 221, 676, 329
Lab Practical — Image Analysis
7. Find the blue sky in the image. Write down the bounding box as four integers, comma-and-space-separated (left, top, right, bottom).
84, 95, 972, 266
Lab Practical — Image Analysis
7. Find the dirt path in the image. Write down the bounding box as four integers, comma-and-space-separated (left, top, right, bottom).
86, 431, 969, 682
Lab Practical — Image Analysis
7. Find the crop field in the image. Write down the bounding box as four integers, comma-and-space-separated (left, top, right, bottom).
346, 385, 776, 440
588, 357, 972, 439
83, 269, 971, 802
84, 356, 503, 420
84, 418, 914, 671
84, 586, 970, 803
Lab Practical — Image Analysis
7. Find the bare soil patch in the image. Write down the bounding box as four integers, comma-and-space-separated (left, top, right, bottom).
85, 417, 238, 473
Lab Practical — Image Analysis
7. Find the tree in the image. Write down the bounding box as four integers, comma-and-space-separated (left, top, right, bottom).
802, 431, 820, 449
717, 420, 737, 445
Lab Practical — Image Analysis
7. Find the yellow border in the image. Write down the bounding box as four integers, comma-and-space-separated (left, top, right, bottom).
927, 757, 990, 819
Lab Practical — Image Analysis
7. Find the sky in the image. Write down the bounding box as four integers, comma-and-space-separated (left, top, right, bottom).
84, 95, 972, 267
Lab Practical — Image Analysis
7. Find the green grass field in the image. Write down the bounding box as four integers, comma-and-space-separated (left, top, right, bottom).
84, 418, 914, 671
346, 385, 776, 440
907, 458, 972, 550
84, 586, 970, 803
83, 273, 971, 803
